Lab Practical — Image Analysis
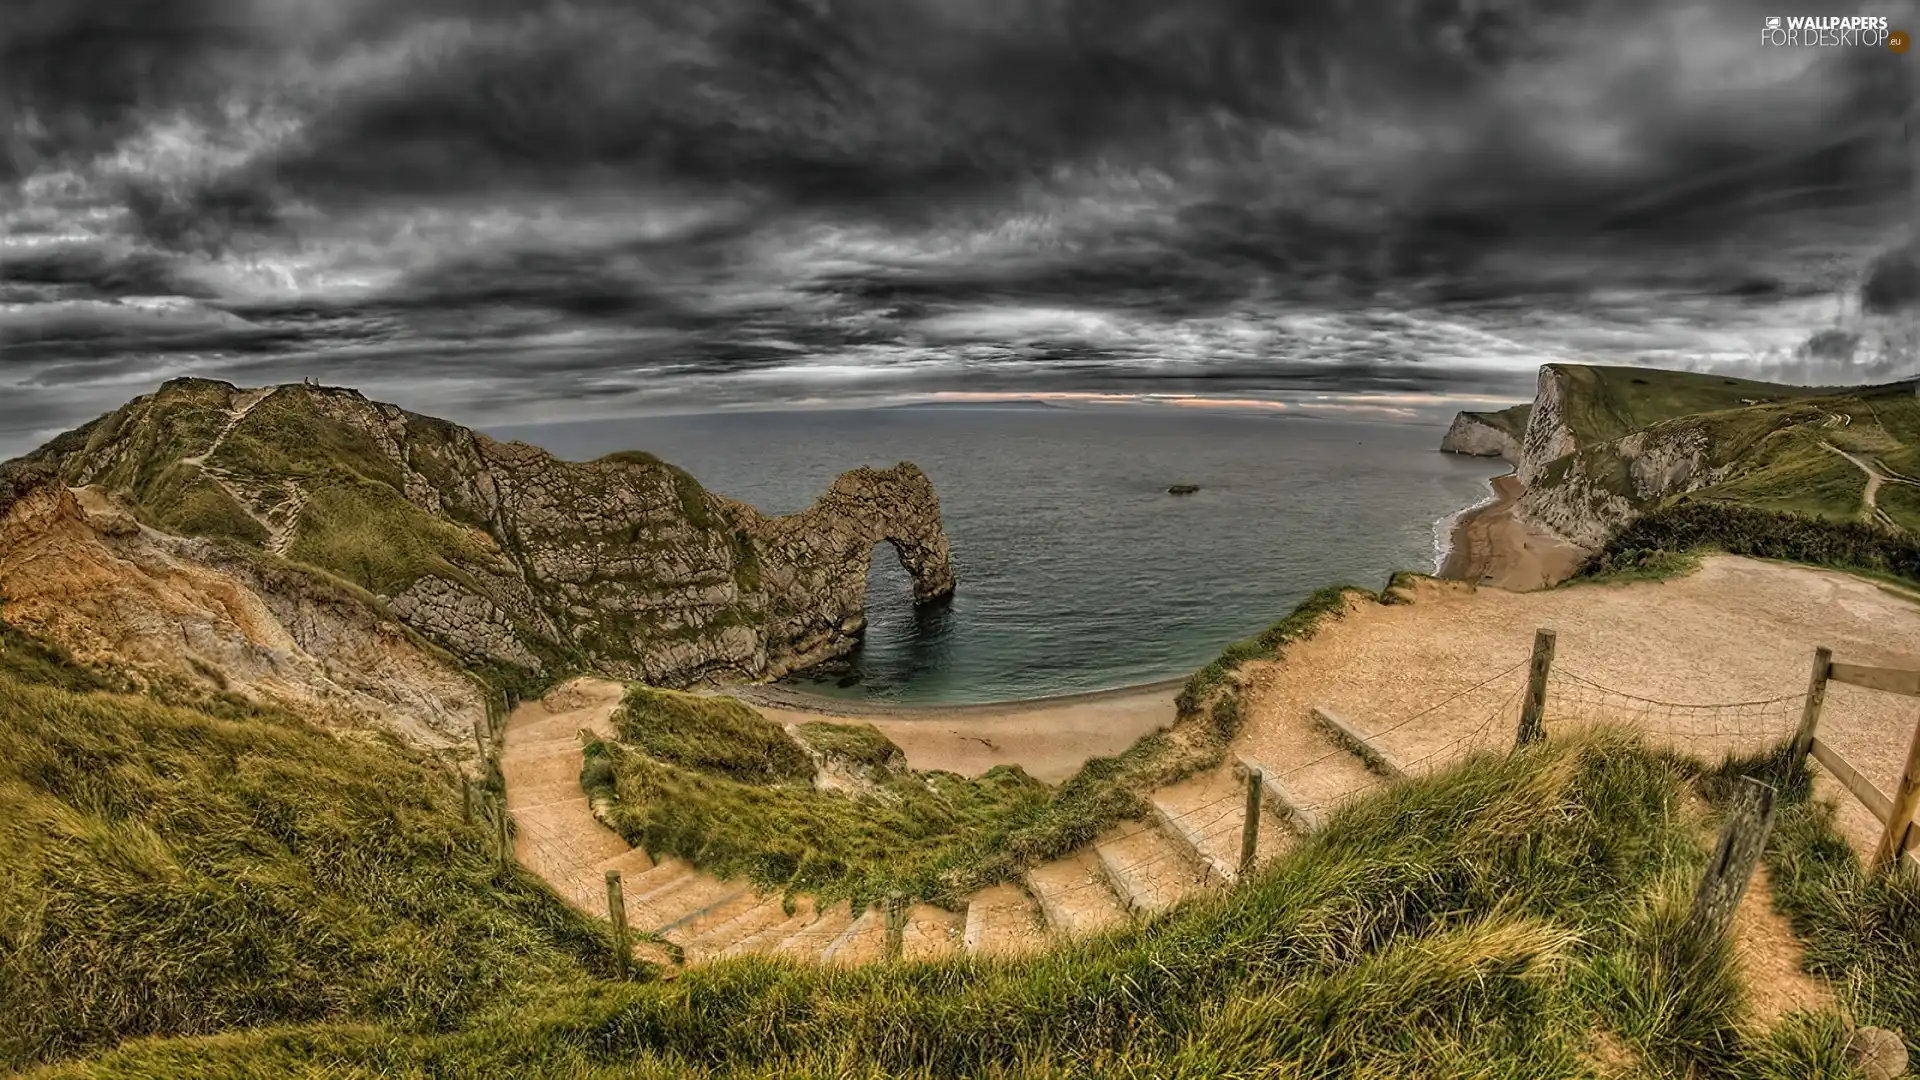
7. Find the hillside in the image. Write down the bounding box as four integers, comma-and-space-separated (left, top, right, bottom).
0, 621, 616, 1070
10, 379, 956, 695
1444, 364, 1920, 565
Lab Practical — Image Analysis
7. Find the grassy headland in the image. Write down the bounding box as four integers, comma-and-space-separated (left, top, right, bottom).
31, 726, 1892, 1079
0, 623, 616, 1073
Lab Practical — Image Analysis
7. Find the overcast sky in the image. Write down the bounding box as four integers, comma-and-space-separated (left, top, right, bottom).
2, 0, 1918, 455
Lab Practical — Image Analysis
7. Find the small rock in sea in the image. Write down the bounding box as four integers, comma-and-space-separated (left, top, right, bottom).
1845, 1026, 1909, 1080
1167, 484, 1200, 495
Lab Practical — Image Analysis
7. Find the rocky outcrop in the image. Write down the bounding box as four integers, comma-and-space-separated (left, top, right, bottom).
1444, 366, 1741, 551
19, 379, 959, 689
0, 471, 486, 752
1515, 367, 1581, 486
1439, 410, 1525, 462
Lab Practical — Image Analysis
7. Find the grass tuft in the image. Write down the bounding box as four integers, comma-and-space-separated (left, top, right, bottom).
612, 686, 814, 786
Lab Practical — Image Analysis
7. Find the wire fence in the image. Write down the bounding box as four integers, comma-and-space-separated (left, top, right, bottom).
1543, 667, 1805, 762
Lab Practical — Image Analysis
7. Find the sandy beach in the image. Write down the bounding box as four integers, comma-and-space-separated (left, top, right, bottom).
1438, 471, 1588, 591
734, 681, 1181, 784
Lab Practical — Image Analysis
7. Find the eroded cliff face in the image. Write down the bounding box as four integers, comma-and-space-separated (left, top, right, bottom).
0, 470, 487, 752
20, 379, 958, 689
1515, 367, 1581, 486
1439, 412, 1523, 462
1446, 366, 1736, 550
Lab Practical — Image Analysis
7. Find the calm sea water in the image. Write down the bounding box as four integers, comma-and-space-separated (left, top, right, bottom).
499, 405, 1493, 704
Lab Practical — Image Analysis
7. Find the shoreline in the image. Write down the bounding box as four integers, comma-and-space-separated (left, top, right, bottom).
1430, 472, 1507, 576
1436, 470, 1588, 591
736, 678, 1183, 785
725, 675, 1189, 719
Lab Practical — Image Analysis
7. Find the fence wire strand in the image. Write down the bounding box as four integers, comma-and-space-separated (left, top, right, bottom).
1543, 667, 1804, 760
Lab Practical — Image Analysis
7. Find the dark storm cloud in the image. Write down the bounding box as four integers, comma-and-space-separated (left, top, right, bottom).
0, 0, 265, 178
0, 247, 216, 301
5, 0, 1919, 455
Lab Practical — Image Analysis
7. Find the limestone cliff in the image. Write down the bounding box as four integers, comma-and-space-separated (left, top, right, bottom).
1438, 405, 1528, 462
15, 379, 958, 690
1442, 364, 1841, 552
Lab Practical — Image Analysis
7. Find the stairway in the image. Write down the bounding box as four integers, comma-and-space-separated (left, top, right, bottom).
499, 678, 1415, 970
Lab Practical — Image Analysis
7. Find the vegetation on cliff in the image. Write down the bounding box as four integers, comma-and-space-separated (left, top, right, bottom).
31, 721, 1886, 1079
17, 378, 957, 693
0, 623, 614, 1072
613, 687, 814, 786
1543, 364, 1818, 449
1582, 500, 1920, 585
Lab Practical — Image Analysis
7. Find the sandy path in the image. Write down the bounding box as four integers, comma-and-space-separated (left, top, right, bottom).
499, 679, 640, 912
1236, 557, 1920, 859
1439, 472, 1588, 591
751, 683, 1179, 784
1821, 441, 1905, 532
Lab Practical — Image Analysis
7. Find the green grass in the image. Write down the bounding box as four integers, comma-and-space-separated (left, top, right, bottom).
1462, 402, 1531, 439
1581, 499, 1920, 587
282, 475, 496, 596
612, 687, 815, 786
1766, 798, 1920, 1043
1571, 547, 1703, 586
1548, 364, 1818, 448
30, 729, 1869, 1079
590, 734, 1048, 907
794, 721, 904, 769
0, 628, 621, 1072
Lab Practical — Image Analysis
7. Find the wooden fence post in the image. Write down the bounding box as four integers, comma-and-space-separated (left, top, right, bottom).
1786, 647, 1832, 775
1684, 777, 1778, 943
1515, 629, 1557, 748
1239, 767, 1264, 879
474, 717, 488, 759
1873, 713, 1920, 871
606, 870, 629, 978
885, 892, 905, 961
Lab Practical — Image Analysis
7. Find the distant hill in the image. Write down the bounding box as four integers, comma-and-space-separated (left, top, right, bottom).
1444, 362, 1920, 552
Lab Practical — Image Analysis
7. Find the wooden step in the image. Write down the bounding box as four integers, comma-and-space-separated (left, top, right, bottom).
1025, 850, 1128, 938
717, 897, 822, 959
658, 886, 759, 942
680, 896, 795, 961
595, 848, 657, 878
771, 900, 855, 958
1094, 822, 1207, 914
635, 875, 744, 934
1234, 754, 1321, 834
962, 884, 1046, 956
821, 906, 887, 965
900, 903, 964, 962
622, 858, 693, 901
1148, 793, 1239, 885
1312, 706, 1408, 780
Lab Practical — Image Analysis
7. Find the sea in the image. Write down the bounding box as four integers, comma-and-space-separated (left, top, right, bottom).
498, 404, 1495, 705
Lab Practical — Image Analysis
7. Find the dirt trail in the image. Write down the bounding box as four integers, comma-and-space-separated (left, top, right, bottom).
1820, 441, 1900, 531
1234, 556, 1920, 861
